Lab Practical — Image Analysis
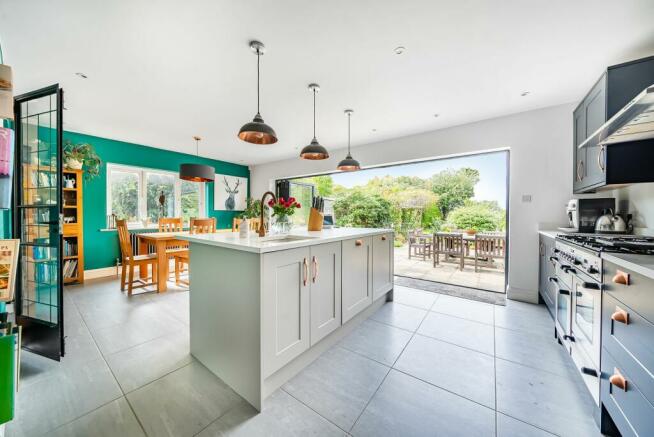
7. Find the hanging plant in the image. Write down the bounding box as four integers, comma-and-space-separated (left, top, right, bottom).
63, 141, 102, 180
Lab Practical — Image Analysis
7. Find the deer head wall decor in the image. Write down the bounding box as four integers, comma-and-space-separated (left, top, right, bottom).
223, 176, 241, 210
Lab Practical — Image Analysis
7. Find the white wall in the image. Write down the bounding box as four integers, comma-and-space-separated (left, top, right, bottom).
251, 103, 576, 303
614, 183, 654, 235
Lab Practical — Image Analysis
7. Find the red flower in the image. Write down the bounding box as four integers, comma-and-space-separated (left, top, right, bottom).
279, 197, 285, 204
267, 200, 274, 207
288, 197, 296, 203
296, 203, 301, 208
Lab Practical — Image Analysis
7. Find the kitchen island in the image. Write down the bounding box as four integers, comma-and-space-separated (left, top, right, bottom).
179, 227, 394, 411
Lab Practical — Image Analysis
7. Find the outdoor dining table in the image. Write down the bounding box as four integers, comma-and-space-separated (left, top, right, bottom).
135, 231, 190, 292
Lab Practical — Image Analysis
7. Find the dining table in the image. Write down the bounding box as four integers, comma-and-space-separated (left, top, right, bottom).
135, 231, 190, 292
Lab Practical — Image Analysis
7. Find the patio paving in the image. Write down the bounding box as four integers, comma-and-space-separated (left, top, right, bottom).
395, 244, 506, 293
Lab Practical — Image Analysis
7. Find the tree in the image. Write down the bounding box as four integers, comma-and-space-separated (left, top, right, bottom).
447, 201, 505, 232
294, 175, 334, 197
334, 191, 393, 228
430, 168, 480, 217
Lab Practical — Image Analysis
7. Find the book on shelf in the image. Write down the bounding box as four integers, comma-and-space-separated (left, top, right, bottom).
63, 259, 78, 279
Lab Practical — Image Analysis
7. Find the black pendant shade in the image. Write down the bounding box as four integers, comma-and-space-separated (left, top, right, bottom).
238, 112, 277, 145
300, 83, 329, 160
337, 109, 361, 171
180, 136, 214, 182
238, 41, 277, 145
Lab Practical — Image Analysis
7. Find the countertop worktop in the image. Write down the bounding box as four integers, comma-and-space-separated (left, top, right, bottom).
601, 252, 654, 281
538, 230, 559, 238
178, 227, 392, 253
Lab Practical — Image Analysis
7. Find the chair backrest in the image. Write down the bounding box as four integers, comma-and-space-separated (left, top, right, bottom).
475, 234, 506, 258
116, 219, 133, 259
190, 217, 216, 234
159, 217, 183, 232
435, 232, 464, 255
233, 217, 262, 232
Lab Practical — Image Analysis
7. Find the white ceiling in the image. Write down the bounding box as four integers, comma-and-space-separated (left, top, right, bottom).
1, 0, 653, 165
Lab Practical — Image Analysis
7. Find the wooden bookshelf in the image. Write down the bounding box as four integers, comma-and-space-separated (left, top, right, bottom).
62, 169, 84, 284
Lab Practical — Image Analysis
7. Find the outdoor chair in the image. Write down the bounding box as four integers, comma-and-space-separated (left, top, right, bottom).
433, 232, 465, 270
474, 233, 506, 272
408, 229, 432, 260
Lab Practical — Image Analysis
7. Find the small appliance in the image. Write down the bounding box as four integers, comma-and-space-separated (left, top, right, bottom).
594, 209, 628, 234
563, 198, 615, 232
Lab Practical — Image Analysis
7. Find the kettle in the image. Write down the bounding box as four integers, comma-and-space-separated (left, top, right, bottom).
595, 209, 628, 234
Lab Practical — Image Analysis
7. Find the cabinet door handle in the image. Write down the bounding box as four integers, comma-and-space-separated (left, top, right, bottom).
303, 258, 308, 286
381, 235, 387, 241
597, 145, 605, 172
355, 239, 363, 246
611, 307, 629, 325
612, 270, 630, 286
312, 256, 319, 283
609, 368, 627, 391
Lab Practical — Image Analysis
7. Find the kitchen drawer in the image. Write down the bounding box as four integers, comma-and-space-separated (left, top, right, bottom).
603, 260, 654, 323
601, 348, 654, 437
602, 292, 654, 405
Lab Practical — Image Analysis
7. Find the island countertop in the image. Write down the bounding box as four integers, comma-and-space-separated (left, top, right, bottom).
177, 227, 393, 253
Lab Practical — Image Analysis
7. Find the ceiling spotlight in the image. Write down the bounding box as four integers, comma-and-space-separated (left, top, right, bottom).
433, 114, 440, 118
520, 91, 530, 97
394, 46, 406, 55
372, 128, 377, 132
75, 72, 88, 79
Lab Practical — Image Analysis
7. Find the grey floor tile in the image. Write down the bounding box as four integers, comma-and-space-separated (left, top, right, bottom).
418, 312, 494, 355
392, 286, 439, 310
495, 326, 574, 377
197, 390, 346, 437
127, 361, 241, 437
497, 413, 555, 437
90, 310, 186, 355
351, 370, 495, 437
283, 347, 389, 431
6, 358, 122, 437
370, 302, 427, 332
339, 319, 413, 366
494, 300, 553, 335
105, 330, 194, 393
394, 335, 495, 408
431, 294, 494, 325
49, 397, 146, 437
496, 358, 599, 437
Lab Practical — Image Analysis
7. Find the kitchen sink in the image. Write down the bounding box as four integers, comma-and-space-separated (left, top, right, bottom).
258, 234, 317, 243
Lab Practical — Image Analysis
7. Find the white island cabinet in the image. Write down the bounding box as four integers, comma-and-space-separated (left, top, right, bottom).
179, 227, 394, 411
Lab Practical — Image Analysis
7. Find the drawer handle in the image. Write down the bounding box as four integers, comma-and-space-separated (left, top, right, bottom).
611, 307, 629, 325
612, 270, 630, 286
303, 258, 308, 286
355, 239, 363, 246
381, 236, 387, 241
609, 368, 627, 392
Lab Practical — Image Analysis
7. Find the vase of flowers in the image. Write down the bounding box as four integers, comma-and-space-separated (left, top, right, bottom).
268, 196, 301, 235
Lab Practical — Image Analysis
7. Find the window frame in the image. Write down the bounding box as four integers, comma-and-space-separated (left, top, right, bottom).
106, 163, 205, 226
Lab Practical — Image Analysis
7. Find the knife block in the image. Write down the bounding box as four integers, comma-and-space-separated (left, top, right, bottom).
307, 208, 324, 231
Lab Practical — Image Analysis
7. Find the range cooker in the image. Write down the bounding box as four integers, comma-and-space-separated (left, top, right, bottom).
551, 234, 654, 405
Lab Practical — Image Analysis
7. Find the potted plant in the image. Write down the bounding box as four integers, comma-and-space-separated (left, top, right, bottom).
267, 196, 301, 235
239, 197, 262, 237
63, 141, 102, 180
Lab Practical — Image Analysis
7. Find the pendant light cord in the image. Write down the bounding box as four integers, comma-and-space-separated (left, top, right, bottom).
312, 88, 317, 138
347, 111, 351, 154
256, 50, 261, 114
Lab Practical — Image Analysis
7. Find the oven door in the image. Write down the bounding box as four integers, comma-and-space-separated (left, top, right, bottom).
551, 277, 572, 350
570, 274, 602, 405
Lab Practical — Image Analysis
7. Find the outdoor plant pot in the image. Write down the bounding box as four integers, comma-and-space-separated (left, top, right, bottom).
465, 229, 477, 235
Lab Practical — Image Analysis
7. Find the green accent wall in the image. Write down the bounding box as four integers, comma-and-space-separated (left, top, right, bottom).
63, 131, 249, 270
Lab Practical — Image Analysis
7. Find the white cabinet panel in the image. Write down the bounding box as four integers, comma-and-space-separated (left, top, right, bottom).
310, 242, 342, 346
262, 247, 310, 377
372, 232, 393, 301
342, 236, 373, 323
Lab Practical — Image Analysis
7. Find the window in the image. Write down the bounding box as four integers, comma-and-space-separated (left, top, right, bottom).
107, 163, 205, 225
288, 181, 314, 226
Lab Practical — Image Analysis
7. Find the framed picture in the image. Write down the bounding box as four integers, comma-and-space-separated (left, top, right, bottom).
214, 175, 247, 211
0, 239, 19, 302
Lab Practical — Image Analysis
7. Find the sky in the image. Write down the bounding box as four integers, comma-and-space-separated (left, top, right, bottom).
331, 151, 508, 206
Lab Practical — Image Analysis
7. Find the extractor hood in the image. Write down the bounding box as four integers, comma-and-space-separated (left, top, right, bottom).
578, 84, 654, 149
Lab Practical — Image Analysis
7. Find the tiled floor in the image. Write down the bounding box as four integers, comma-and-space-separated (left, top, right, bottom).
395, 244, 506, 292
6, 279, 600, 437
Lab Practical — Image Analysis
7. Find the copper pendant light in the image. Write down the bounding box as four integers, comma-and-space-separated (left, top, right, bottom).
238, 41, 277, 145
180, 136, 214, 182
337, 109, 361, 171
300, 83, 329, 160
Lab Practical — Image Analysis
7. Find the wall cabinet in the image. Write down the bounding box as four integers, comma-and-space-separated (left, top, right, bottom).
309, 242, 342, 346
262, 247, 311, 377
372, 233, 394, 301
538, 234, 556, 317
573, 56, 654, 193
342, 236, 373, 323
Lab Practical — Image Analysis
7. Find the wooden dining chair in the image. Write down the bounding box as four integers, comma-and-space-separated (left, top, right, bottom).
173, 217, 216, 286
117, 219, 158, 295
474, 233, 506, 272
433, 232, 465, 270
232, 217, 262, 232
158, 217, 183, 232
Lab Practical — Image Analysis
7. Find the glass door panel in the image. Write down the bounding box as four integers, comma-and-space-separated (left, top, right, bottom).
13, 85, 64, 361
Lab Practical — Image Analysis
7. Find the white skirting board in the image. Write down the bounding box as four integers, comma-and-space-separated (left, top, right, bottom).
83, 266, 119, 280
